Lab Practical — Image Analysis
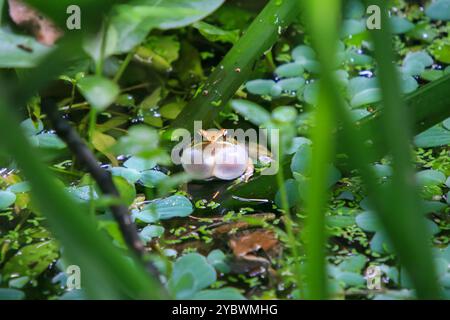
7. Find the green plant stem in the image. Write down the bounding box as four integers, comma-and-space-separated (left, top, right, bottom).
301, 0, 341, 300
275, 156, 304, 298
114, 49, 136, 83
362, 0, 441, 299
170, 0, 301, 132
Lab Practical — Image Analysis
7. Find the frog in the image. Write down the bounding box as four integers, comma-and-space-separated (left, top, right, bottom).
181, 128, 272, 182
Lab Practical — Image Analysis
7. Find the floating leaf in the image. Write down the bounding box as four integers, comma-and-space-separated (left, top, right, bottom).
0, 190, 16, 209
348, 77, 381, 107
278, 77, 305, 91
139, 225, 165, 244
272, 106, 298, 123
0, 288, 25, 300
230, 100, 271, 126
355, 211, 382, 232
168, 253, 216, 299
420, 69, 444, 81
341, 19, 366, 38
192, 288, 245, 300
416, 169, 446, 186
207, 249, 230, 273
140, 170, 168, 188
292, 45, 320, 73
109, 167, 141, 184
144, 195, 193, 220
302, 81, 320, 105
7, 182, 31, 194
414, 125, 450, 148
425, 0, 450, 21
123, 156, 157, 172
245, 79, 275, 95
275, 62, 304, 78
389, 17, 414, 34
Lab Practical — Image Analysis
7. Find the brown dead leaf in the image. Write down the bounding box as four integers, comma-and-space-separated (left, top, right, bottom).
8, 0, 62, 46
229, 229, 279, 258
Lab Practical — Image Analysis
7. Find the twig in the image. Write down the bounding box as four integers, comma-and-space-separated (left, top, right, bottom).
41, 100, 160, 278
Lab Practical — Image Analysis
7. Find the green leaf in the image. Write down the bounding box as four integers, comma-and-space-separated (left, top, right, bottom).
275, 179, 299, 208
348, 77, 381, 108
275, 62, 304, 78
109, 167, 141, 184
425, 0, 450, 21
113, 176, 136, 206
33, 133, 66, 150
160, 101, 186, 120
207, 249, 230, 274
420, 69, 444, 82
400, 74, 419, 94
3, 241, 59, 279
123, 156, 157, 172
193, 21, 239, 44
292, 45, 320, 73
140, 170, 168, 188
0, 288, 25, 300
355, 211, 382, 232
245, 79, 276, 95
193, 288, 245, 300
338, 254, 367, 273
414, 126, 450, 148
168, 253, 216, 299
112, 0, 225, 53
341, 19, 366, 38
291, 144, 312, 176
344, 0, 365, 19
136, 35, 181, 72
20, 119, 43, 136
7, 182, 31, 194
230, 100, 271, 126
77, 76, 120, 111
278, 77, 305, 91
272, 106, 298, 123
139, 225, 165, 244
416, 169, 446, 186
0, 29, 51, 68
0, 190, 16, 209
144, 195, 193, 220
389, 17, 414, 34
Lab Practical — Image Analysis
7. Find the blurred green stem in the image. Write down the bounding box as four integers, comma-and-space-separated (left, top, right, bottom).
275, 152, 304, 298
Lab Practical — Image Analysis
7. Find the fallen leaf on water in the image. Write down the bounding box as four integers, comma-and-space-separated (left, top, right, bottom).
229, 229, 279, 258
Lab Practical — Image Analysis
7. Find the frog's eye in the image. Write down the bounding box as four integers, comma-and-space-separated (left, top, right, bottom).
213, 143, 248, 180
181, 144, 215, 179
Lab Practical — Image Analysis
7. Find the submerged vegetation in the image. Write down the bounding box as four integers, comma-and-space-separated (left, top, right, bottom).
0, 0, 449, 300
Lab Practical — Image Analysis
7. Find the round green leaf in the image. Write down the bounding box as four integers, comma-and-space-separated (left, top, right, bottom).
140, 170, 168, 188
425, 0, 450, 21
245, 79, 276, 95
275, 62, 304, 78
144, 195, 193, 219
0, 190, 16, 209
77, 76, 120, 111
230, 99, 271, 126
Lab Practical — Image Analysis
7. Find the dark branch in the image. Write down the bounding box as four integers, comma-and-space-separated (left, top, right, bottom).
41, 100, 160, 278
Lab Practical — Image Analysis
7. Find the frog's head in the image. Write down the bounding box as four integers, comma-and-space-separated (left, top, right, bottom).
198, 129, 228, 143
